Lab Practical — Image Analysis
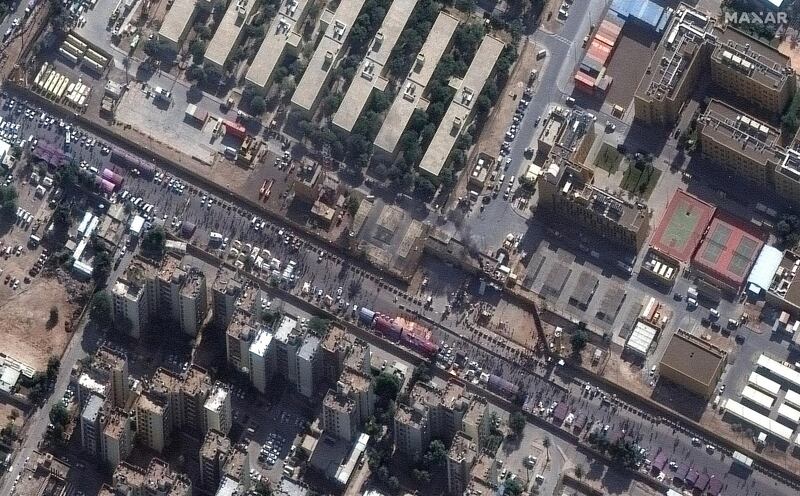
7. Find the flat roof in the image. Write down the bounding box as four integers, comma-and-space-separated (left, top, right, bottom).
419, 35, 504, 176
291, 0, 368, 110
245, 0, 311, 88
711, 26, 791, 92
205, 0, 259, 68
331, 0, 417, 131
651, 189, 715, 263
373, 12, 460, 154
692, 211, 765, 290
660, 330, 726, 389
699, 99, 781, 168
158, 0, 197, 45
626, 321, 659, 355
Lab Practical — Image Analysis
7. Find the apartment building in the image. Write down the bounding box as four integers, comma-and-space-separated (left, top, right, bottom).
101, 409, 134, 468
75, 346, 130, 410
204, 0, 258, 71
80, 393, 105, 457
322, 369, 375, 441
112, 459, 192, 496
538, 157, 650, 250
248, 326, 276, 393
135, 368, 181, 453
226, 308, 258, 371
295, 335, 321, 398
446, 432, 478, 496
211, 269, 242, 330
112, 255, 208, 338
203, 384, 232, 436
419, 35, 505, 177
461, 397, 489, 450
394, 403, 430, 460
634, 3, 793, 126
158, 0, 201, 51
320, 325, 372, 380
179, 365, 213, 433
199, 430, 232, 489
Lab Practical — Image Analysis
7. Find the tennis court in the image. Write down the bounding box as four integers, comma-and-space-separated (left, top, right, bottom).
651, 190, 715, 262
692, 213, 765, 290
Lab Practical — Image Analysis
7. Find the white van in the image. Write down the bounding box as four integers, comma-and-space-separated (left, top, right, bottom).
209, 232, 223, 243
536, 49, 547, 60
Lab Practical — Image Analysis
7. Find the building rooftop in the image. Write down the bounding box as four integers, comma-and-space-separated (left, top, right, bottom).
320, 325, 351, 355
227, 308, 257, 342
396, 402, 428, 428
103, 409, 129, 440
448, 432, 477, 464
245, 0, 312, 88
249, 327, 274, 357
78, 372, 108, 398
94, 346, 127, 373
298, 335, 320, 361
82, 393, 104, 423
635, 4, 716, 106
180, 268, 205, 299
150, 367, 182, 398
182, 365, 211, 397
340, 368, 372, 393
213, 267, 242, 293
374, 11, 459, 154
659, 329, 727, 390
158, 0, 197, 45
275, 315, 300, 343
699, 99, 781, 167
291, 0, 368, 110
549, 159, 648, 237
136, 391, 166, 416
158, 254, 185, 285
711, 25, 791, 92
463, 396, 487, 428
205, 0, 258, 69
222, 445, 248, 482
344, 338, 370, 373
324, 388, 355, 413
205, 385, 229, 413
331, 0, 417, 131
441, 380, 468, 411
469, 453, 496, 484
200, 429, 231, 461
236, 284, 260, 316
419, 35, 505, 176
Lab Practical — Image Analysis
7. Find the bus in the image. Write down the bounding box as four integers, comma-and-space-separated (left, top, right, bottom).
732, 451, 753, 468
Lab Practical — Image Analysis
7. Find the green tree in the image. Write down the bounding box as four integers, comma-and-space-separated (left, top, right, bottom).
345, 195, 360, 217
0, 185, 18, 222
90, 290, 113, 328
423, 439, 447, 467
46, 356, 60, 382
412, 468, 430, 482
49, 403, 69, 426
307, 317, 330, 335
374, 373, 400, 401
142, 226, 166, 256
252, 479, 272, 496
250, 96, 267, 115
188, 39, 207, 64
571, 330, 588, 354
47, 306, 59, 329
508, 411, 526, 436
93, 250, 112, 285
504, 477, 524, 496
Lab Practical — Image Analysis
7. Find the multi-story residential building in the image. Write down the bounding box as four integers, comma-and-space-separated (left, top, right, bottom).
394, 403, 430, 460
322, 369, 375, 441
211, 269, 242, 330
101, 409, 134, 468
538, 158, 650, 250
295, 335, 321, 399
179, 365, 212, 433
221, 444, 250, 491
409, 380, 470, 442
461, 397, 489, 450
75, 346, 130, 411
248, 326, 275, 393
226, 308, 257, 372
634, 3, 793, 126
135, 368, 181, 453
112, 255, 208, 338
446, 432, 478, 496
274, 315, 302, 379
203, 384, 232, 436
80, 393, 106, 457
199, 430, 231, 489
320, 325, 353, 380
112, 458, 192, 496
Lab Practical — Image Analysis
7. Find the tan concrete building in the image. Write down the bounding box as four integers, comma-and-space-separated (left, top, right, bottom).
112, 458, 191, 496
203, 384, 232, 436
538, 158, 650, 250
659, 329, 727, 399
446, 432, 478, 496
635, 4, 794, 127
322, 369, 375, 441
199, 429, 231, 489
158, 0, 200, 52
394, 403, 430, 460
101, 409, 134, 468
211, 268, 243, 330
204, 0, 258, 71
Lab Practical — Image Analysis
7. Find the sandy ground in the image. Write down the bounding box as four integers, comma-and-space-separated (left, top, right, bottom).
489, 298, 539, 350
778, 38, 800, 71
0, 272, 78, 371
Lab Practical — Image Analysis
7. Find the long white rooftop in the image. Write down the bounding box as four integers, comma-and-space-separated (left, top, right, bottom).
419, 34, 504, 176
373, 11, 459, 154
245, 0, 312, 89
331, 0, 417, 131
291, 0, 368, 110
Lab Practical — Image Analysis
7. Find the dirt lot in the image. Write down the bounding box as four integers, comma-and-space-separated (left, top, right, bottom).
0, 269, 80, 371
778, 38, 800, 71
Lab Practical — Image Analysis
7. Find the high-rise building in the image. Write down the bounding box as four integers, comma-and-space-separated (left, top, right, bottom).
179, 365, 212, 433
248, 326, 276, 394
446, 432, 478, 495
634, 4, 793, 126
75, 346, 130, 411
198, 430, 231, 489
322, 369, 375, 441
461, 397, 489, 450
135, 368, 181, 453
211, 269, 243, 330
112, 458, 191, 496
80, 393, 106, 457
101, 409, 133, 468
226, 309, 257, 372
203, 384, 232, 436
295, 335, 321, 399
394, 403, 430, 460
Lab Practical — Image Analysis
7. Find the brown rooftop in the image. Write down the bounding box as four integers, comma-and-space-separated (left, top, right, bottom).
659, 329, 726, 388
699, 99, 782, 166
200, 429, 232, 460
182, 364, 211, 397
